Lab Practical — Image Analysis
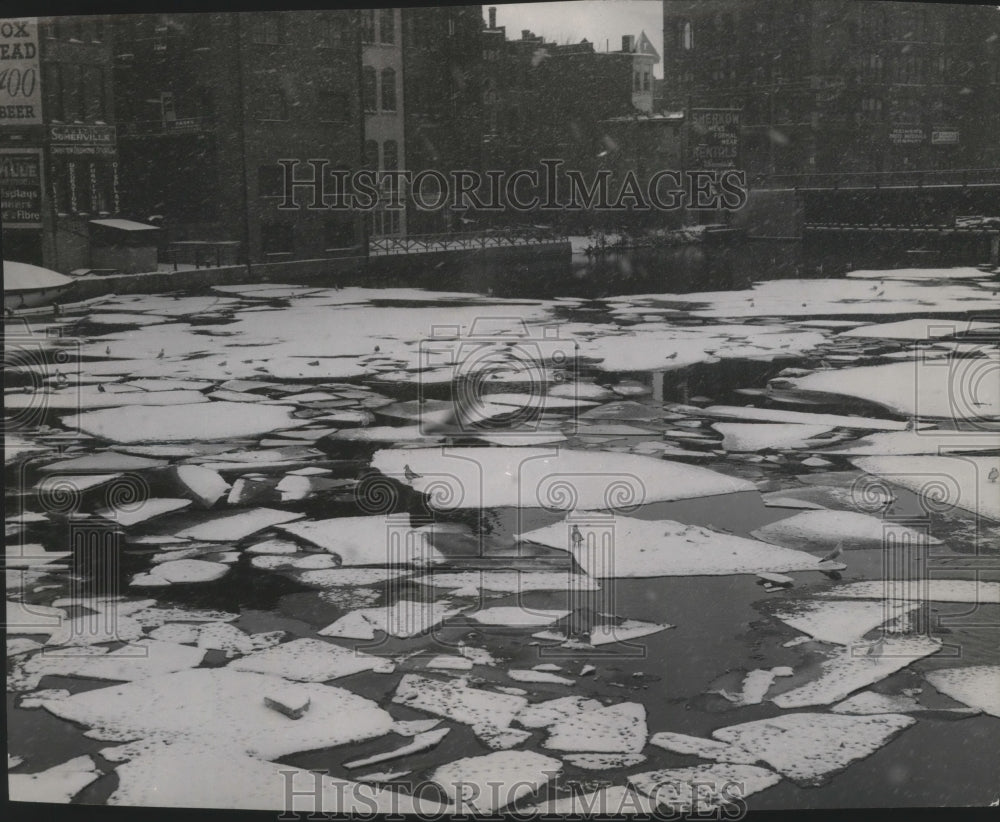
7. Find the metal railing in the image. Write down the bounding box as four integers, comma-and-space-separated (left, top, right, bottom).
753, 167, 1000, 191
368, 227, 566, 256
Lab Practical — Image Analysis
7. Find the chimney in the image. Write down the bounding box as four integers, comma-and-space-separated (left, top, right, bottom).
522, 29, 531, 40
622, 35, 634, 52
488, 7, 496, 29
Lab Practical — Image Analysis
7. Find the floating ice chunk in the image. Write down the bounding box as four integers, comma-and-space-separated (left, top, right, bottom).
549, 382, 616, 401
7, 637, 43, 657
851, 456, 1000, 521
344, 727, 450, 770
832, 691, 926, 715
175, 508, 304, 542
196, 622, 284, 656
529, 785, 660, 815
698, 405, 918, 430
96, 498, 192, 526
628, 763, 781, 810
761, 493, 827, 510
7, 387, 209, 411
132, 559, 230, 586
5, 600, 67, 636
564, 753, 647, 770
45, 611, 144, 647
712, 423, 833, 452
519, 516, 823, 577
925, 666, 1000, 717
426, 655, 474, 671
751, 509, 942, 552
36, 473, 122, 494
12, 640, 206, 692
772, 636, 942, 708
41, 668, 394, 759
712, 712, 915, 786
649, 732, 759, 764
228, 637, 380, 681
246, 538, 299, 555
838, 318, 999, 340
771, 600, 920, 645
590, 619, 674, 646
319, 610, 378, 640
508, 669, 575, 686
299, 567, 409, 588
321, 599, 460, 639
63, 401, 308, 443
147, 623, 200, 644
392, 718, 442, 736
327, 425, 441, 443
818, 430, 998, 456
39, 453, 167, 473
371, 447, 754, 510
472, 724, 534, 750
467, 607, 570, 627
544, 702, 647, 753
8, 755, 101, 803
107, 743, 450, 813
278, 516, 443, 566
414, 570, 599, 593
515, 696, 604, 730
392, 674, 528, 730
430, 750, 562, 813
264, 682, 312, 719
4, 544, 72, 569
171, 464, 231, 508
816, 579, 1000, 604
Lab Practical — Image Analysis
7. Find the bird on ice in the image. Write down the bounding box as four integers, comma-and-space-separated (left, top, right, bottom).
989, 467, 999, 483
819, 541, 844, 563
403, 464, 422, 482
570, 524, 584, 546
157, 348, 165, 359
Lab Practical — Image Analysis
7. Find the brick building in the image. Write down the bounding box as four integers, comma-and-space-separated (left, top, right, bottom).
661, 0, 1000, 177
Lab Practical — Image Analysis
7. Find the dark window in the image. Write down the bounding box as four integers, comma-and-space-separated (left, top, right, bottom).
252, 14, 284, 45
364, 139, 379, 169
256, 86, 288, 120
325, 214, 355, 249
380, 67, 396, 111
379, 9, 395, 44
84, 66, 105, 121
262, 223, 294, 254
361, 10, 375, 43
258, 164, 284, 197
362, 66, 377, 112
43, 63, 63, 120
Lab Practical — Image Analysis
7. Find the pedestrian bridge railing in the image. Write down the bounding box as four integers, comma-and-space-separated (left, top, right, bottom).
368, 228, 565, 256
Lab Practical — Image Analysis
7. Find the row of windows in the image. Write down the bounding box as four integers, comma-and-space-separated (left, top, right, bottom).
361, 9, 396, 45
362, 66, 397, 113
249, 13, 347, 48
254, 84, 351, 122
633, 69, 652, 93
42, 63, 108, 122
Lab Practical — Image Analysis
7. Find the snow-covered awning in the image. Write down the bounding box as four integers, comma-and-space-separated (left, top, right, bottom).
89, 218, 160, 232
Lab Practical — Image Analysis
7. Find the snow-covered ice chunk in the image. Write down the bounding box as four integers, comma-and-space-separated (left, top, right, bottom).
96, 498, 192, 526
63, 401, 308, 443
519, 515, 824, 577
278, 516, 444, 566
751, 509, 942, 552
40, 668, 394, 759
175, 508, 304, 542
563, 753, 648, 770
392, 674, 528, 730
712, 423, 833, 452
515, 696, 604, 730
195, 622, 284, 656
39, 452, 167, 473
851, 456, 1000, 522
712, 712, 915, 786
413, 570, 599, 593
467, 607, 570, 627
8, 755, 101, 803
171, 464, 230, 507
426, 655, 473, 671
543, 702, 647, 753
648, 732, 760, 764
772, 636, 942, 708
263, 682, 312, 719
131, 559, 230, 586
526, 785, 660, 815
430, 750, 562, 813
590, 619, 674, 646
771, 599, 920, 645
319, 599, 460, 639
344, 727, 450, 770
228, 637, 380, 681
508, 669, 575, 686
6, 600, 67, 636
837, 318, 999, 340
370, 447, 754, 510
816, 430, 998, 457
816, 579, 1000, 605
628, 764, 781, 810
924, 666, 1000, 717
699, 405, 917, 431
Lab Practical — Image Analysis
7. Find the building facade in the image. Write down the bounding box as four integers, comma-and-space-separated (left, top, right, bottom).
661, 0, 1000, 177
1, 16, 119, 270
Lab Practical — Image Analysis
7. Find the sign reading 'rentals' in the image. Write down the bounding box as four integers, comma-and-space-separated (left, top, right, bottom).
0, 18, 41, 125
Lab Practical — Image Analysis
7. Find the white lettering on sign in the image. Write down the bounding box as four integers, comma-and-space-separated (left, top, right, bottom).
0, 18, 40, 125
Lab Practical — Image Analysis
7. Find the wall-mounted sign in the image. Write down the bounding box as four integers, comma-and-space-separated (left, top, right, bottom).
0, 148, 43, 227
689, 108, 741, 169
888, 127, 924, 145
0, 18, 41, 125
931, 129, 959, 145
49, 124, 117, 156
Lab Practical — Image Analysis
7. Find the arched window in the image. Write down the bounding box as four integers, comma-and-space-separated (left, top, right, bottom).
380, 68, 396, 111
682, 21, 694, 50
362, 66, 376, 112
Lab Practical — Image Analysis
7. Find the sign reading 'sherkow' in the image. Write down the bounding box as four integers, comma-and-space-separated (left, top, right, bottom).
0, 18, 41, 126
689, 109, 741, 170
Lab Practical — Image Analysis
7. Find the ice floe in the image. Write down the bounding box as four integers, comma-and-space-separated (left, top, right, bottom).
96, 498, 192, 526
371, 447, 754, 510
413, 570, 600, 593
518, 515, 824, 577
924, 665, 1000, 717
648, 731, 759, 764
711, 712, 915, 786
131, 559, 231, 586
770, 599, 920, 645
526, 785, 660, 815
175, 508, 303, 542
430, 750, 562, 813
228, 637, 380, 681
278, 516, 444, 566
393, 674, 528, 730
508, 669, 575, 686
751, 509, 942, 552
628, 763, 781, 810
712, 422, 834, 452
467, 606, 570, 626
319, 599, 461, 639
543, 702, 647, 753
344, 727, 450, 770
816, 579, 1000, 604
8, 755, 101, 803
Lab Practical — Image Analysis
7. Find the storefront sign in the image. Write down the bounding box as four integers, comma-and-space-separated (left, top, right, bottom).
689, 108, 741, 169
889, 127, 924, 145
0, 148, 42, 227
931, 129, 959, 145
50, 124, 117, 156
0, 18, 41, 125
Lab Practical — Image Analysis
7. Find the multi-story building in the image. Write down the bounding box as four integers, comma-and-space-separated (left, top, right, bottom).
113, 10, 364, 267
1, 16, 119, 270
661, 0, 1000, 176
